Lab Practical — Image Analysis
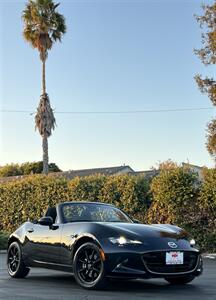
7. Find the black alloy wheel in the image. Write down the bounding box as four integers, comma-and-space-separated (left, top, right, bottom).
73, 242, 107, 289
7, 241, 30, 278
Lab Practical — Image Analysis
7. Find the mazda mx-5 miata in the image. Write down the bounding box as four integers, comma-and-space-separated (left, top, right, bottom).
7, 201, 203, 289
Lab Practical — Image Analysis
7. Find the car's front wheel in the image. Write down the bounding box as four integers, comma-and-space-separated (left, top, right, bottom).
165, 275, 195, 285
7, 241, 30, 278
73, 242, 107, 289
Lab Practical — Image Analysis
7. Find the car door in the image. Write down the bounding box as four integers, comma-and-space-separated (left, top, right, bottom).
59, 223, 79, 265
25, 222, 62, 264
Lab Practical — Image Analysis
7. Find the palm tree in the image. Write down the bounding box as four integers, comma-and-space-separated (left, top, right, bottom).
22, 0, 66, 174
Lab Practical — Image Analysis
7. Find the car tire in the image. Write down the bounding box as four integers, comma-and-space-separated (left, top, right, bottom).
165, 275, 195, 285
7, 241, 30, 278
73, 242, 108, 290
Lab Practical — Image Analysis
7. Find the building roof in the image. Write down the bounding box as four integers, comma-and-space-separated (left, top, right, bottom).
52, 165, 134, 180
0, 165, 134, 183
0, 162, 204, 184
182, 162, 203, 170
132, 169, 160, 179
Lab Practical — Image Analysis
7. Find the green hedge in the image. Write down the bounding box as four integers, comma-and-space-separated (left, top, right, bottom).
196, 168, 216, 251
0, 174, 150, 233
68, 175, 107, 202
147, 163, 199, 225
69, 175, 150, 222
0, 175, 69, 232
147, 163, 216, 252
0, 167, 215, 252
0, 231, 9, 250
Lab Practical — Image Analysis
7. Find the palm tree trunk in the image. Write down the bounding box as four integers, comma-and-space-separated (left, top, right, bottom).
42, 133, 49, 174
42, 60, 46, 94
42, 59, 49, 174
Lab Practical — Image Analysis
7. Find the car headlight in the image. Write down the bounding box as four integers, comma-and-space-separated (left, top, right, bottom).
109, 236, 142, 245
190, 239, 196, 246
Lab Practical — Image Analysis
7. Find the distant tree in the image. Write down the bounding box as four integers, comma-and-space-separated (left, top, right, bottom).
47, 163, 61, 173
0, 164, 22, 177
22, 0, 66, 174
206, 119, 216, 157
21, 162, 43, 175
0, 162, 61, 177
21, 161, 61, 174
195, 3, 216, 162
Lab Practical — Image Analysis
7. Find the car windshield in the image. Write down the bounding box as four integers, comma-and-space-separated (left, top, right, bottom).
61, 203, 133, 223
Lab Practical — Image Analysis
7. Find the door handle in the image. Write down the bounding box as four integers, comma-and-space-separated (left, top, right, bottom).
66, 234, 78, 238
27, 228, 34, 233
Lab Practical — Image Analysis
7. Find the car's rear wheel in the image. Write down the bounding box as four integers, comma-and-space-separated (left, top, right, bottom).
73, 242, 107, 289
7, 241, 30, 278
165, 275, 195, 285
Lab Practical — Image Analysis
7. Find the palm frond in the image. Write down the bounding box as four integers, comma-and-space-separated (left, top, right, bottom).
22, 0, 66, 60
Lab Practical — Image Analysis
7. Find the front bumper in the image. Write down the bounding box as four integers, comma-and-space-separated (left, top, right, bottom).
104, 249, 203, 279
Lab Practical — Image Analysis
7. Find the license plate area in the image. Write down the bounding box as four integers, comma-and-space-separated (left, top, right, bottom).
166, 252, 184, 265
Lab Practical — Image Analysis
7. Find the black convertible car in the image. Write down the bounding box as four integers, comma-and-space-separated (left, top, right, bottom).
7, 201, 203, 289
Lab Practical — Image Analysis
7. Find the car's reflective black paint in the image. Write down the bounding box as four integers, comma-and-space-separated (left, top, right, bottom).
7, 202, 203, 288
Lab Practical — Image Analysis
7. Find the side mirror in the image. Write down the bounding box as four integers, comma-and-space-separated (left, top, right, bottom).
133, 219, 141, 224
38, 216, 53, 226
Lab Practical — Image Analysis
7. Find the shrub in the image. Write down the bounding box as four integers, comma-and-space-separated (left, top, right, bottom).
0, 174, 150, 232
0, 166, 215, 252
68, 175, 107, 202
147, 162, 200, 226
147, 162, 207, 248
0, 231, 9, 250
99, 175, 150, 218
147, 162, 216, 252
0, 175, 69, 232
197, 168, 216, 252
68, 174, 150, 220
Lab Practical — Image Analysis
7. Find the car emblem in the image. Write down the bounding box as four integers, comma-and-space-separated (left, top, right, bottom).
168, 242, 177, 248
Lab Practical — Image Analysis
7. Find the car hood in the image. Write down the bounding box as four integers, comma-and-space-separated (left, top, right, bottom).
100, 222, 188, 240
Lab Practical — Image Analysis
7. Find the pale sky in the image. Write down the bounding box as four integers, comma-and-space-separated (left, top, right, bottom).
0, 0, 215, 171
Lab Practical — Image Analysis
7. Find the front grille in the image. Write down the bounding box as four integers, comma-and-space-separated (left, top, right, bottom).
142, 251, 198, 274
